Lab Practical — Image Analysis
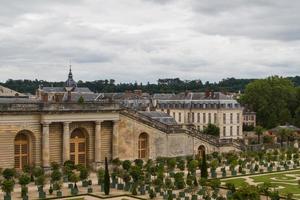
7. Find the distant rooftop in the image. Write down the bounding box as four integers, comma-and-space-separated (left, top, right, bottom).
139, 111, 177, 125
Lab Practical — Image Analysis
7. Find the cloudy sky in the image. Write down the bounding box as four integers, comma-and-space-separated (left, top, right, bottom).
0, 0, 300, 83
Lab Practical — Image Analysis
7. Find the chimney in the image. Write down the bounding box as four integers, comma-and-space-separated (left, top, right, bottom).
205, 90, 210, 98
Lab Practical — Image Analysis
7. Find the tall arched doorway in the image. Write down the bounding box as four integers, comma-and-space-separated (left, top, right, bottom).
197, 145, 206, 159
70, 129, 86, 166
138, 133, 149, 159
14, 132, 29, 169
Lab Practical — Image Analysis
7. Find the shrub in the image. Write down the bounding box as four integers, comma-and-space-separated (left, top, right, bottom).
167, 158, 176, 171
1, 179, 15, 195
79, 167, 89, 181
51, 162, 60, 171
177, 159, 185, 171
134, 159, 144, 168
32, 167, 44, 178
51, 170, 62, 183
19, 173, 31, 186
2, 168, 16, 180
174, 172, 185, 189
97, 168, 105, 184
122, 160, 131, 171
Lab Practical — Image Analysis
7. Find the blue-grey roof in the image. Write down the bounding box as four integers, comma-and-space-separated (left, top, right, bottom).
139, 111, 177, 125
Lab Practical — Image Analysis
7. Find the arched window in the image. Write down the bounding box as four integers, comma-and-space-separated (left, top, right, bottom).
70, 129, 86, 166
14, 133, 29, 169
197, 145, 206, 159
138, 133, 149, 159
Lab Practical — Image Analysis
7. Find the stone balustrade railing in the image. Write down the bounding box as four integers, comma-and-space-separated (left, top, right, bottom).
0, 101, 119, 112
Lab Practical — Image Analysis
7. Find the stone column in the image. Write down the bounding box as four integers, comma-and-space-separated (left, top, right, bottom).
63, 121, 71, 163
42, 122, 50, 168
95, 121, 102, 164
112, 120, 119, 159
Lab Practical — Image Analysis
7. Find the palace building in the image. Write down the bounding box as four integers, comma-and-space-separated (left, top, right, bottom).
0, 69, 242, 170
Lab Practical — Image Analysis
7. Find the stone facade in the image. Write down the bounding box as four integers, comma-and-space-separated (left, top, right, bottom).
0, 101, 241, 169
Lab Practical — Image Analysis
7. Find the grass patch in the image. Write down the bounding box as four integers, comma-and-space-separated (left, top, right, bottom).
222, 170, 300, 198
222, 178, 247, 188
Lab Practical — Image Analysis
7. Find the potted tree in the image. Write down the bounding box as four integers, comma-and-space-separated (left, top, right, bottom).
1, 179, 15, 200
97, 168, 105, 186
69, 172, 80, 196
35, 175, 46, 199
79, 167, 89, 187
18, 173, 31, 200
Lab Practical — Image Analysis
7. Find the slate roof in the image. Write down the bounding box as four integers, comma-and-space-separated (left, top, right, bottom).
41, 87, 92, 93
139, 111, 177, 125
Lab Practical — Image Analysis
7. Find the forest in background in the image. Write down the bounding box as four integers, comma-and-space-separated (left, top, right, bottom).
1, 76, 300, 95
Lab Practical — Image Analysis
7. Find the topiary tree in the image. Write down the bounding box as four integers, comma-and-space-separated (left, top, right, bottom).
201, 154, 208, 178
19, 173, 31, 198
174, 172, 186, 189
97, 168, 105, 185
79, 167, 89, 183
69, 172, 79, 190
167, 158, 176, 172
32, 167, 44, 178
51, 170, 62, 184
122, 160, 131, 171
1, 179, 15, 199
2, 168, 16, 180
134, 159, 144, 168
104, 157, 110, 195
177, 159, 185, 171
188, 159, 199, 174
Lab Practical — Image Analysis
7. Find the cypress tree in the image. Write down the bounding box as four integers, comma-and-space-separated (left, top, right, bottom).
104, 157, 110, 195
200, 154, 208, 178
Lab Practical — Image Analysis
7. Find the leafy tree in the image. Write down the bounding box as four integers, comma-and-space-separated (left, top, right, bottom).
97, 168, 105, 185
232, 184, 260, 200
201, 154, 208, 178
241, 76, 296, 128
2, 168, 16, 180
203, 124, 220, 136
254, 125, 264, 144
276, 128, 292, 147
19, 173, 31, 186
1, 179, 15, 197
122, 160, 132, 171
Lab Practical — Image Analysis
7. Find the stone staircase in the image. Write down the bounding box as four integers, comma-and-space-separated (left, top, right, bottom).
120, 109, 245, 150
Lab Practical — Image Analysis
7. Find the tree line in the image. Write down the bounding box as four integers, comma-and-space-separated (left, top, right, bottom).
241, 76, 300, 129
1, 76, 300, 95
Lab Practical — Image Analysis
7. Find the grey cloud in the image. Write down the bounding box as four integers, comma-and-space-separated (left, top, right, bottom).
0, 0, 299, 83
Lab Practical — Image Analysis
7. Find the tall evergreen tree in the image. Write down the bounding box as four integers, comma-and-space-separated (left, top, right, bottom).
104, 157, 110, 195
200, 154, 208, 178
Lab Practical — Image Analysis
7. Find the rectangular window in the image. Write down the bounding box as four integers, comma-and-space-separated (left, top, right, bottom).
203, 113, 206, 124
230, 126, 233, 136
223, 127, 226, 136
179, 112, 182, 123
208, 113, 211, 124
173, 112, 176, 119
223, 113, 226, 124
237, 126, 240, 135
214, 113, 217, 124
192, 112, 195, 123
187, 113, 191, 123
237, 113, 240, 123
197, 113, 200, 123
230, 113, 233, 124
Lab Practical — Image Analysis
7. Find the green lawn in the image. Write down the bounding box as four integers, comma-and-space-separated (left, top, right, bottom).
222, 178, 247, 188
221, 170, 300, 198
